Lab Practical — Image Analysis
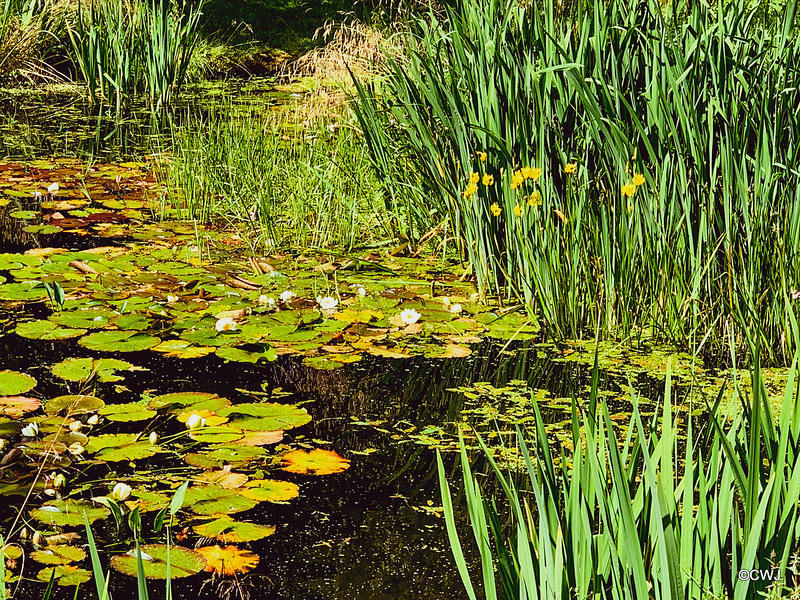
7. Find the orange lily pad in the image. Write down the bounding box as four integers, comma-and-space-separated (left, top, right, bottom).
281, 449, 350, 475
195, 545, 259, 576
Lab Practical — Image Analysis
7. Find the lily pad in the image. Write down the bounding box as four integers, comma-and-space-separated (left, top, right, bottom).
30, 499, 110, 527
79, 331, 160, 352
110, 545, 206, 579
193, 516, 275, 543
0, 371, 36, 396
99, 404, 157, 422
36, 566, 92, 586
240, 479, 300, 502
0, 396, 40, 418
51, 357, 133, 383
151, 340, 216, 359
181, 485, 261, 515
281, 449, 351, 475
217, 403, 311, 432
15, 320, 87, 340
30, 545, 86, 565
196, 545, 259, 575
216, 346, 278, 363
86, 433, 160, 462
45, 395, 105, 416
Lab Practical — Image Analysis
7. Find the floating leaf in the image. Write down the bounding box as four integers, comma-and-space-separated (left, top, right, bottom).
0, 396, 40, 418
196, 545, 259, 575
241, 479, 299, 502
51, 357, 133, 383
147, 392, 225, 411
130, 490, 170, 513
0, 371, 36, 395
79, 331, 160, 352
217, 403, 311, 432
193, 516, 275, 543
188, 426, 243, 444
86, 433, 160, 462
181, 485, 261, 515
45, 395, 104, 416
281, 449, 350, 475
237, 430, 283, 446
36, 565, 92, 586
30, 500, 109, 527
151, 340, 216, 359
99, 404, 157, 422
30, 545, 86, 565
216, 346, 277, 363
15, 320, 86, 340
110, 545, 206, 579
197, 471, 248, 489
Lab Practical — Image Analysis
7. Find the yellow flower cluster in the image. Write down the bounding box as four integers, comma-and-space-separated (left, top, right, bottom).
564, 162, 577, 174
621, 172, 646, 198
461, 156, 494, 199
510, 165, 542, 190
490, 203, 502, 216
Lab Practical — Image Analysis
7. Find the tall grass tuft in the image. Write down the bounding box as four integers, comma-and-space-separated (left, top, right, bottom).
439, 349, 800, 599
353, 0, 800, 361
67, 0, 205, 108
160, 111, 394, 253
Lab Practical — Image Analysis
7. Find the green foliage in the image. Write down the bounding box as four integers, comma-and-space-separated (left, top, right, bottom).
440, 350, 800, 599
353, 0, 800, 361
161, 111, 395, 252
66, 0, 205, 109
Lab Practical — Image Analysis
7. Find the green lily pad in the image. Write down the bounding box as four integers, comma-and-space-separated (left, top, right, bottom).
110, 545, 206, 579
193, 516, 275, 543
30, 545, 87, 565
30, 499, 110, 527
188, 426, 244, 444
147, 392, 222, 411
0, 282, 49, 301
0, 371, 36, 395
36, 566, 92, 586
184, 444, 265, 470
49, 310, 112, 330
45, 395, 104, 416
240, 479, 300, 503
130, 490, 171, 512
86, 433, 160, 462
151, 340, 216, 359
79, 331, 161, 352
217, 403, 311, 432
15, 320, 87, 340
216, 346, 278, 363
51, 357, 133, 383
99, 404, 157, 422
10, 210, 39, 219
24, 224, 63, 235
181, 485, 261, 515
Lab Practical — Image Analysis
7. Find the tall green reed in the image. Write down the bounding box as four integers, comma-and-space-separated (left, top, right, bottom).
353, 0, 800, 362
67, 0, 205, 109
439, 350, 800, 599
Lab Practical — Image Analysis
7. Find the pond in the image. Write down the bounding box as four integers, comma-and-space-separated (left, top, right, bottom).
0, 80, 681, 600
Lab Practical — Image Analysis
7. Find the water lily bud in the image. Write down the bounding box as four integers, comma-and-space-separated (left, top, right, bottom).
43, 488, 56, 496
87, 414, 99, 425
186, 414, 206, 430
112, 482, 132, 502
149, 431, 159, 444
279, 290, 296, 302
21, 422, 38, 437
32, 531, 42, 546
441, 296, 450, 307
67, 442, 85, 456
357, 286, 366, 297
47, 182, 59, 194
166, 295, 178, 304
52, 474, 66, 489
68, 420, 82, 432
449, 304, 463, 314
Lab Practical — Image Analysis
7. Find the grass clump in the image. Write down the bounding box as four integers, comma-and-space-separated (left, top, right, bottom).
352, 0, 800, 362
440, 348, 800, 599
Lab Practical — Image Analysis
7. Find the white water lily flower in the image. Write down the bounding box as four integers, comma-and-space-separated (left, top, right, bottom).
166, 295, 178, 304
47, 182, 59, 194
87, 414, 99, 425
317, 296, 338, 310
52, 473, 66, 489
149, 432, 159, 444
68, 442, 84, 456
258, 295, 276, 308
449, 304, 463, 314
280, 290, 296, 302
357, 286, 366, 297
185, 414, 206, 430
112, 482, 132, 502
400, 308, 421, 326
21, 422, 38, 437
441, 296, 451, 307
792, 290, 800, 300
215, 316, 237, 332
